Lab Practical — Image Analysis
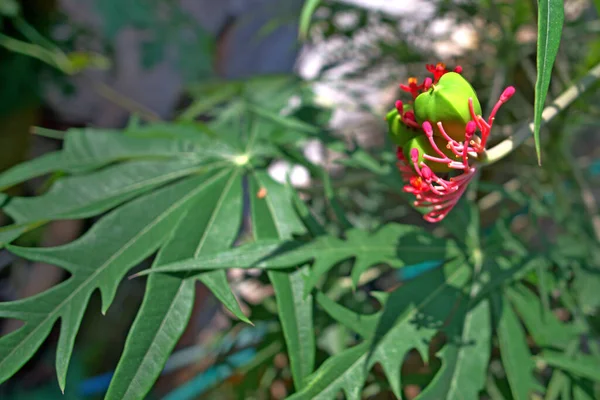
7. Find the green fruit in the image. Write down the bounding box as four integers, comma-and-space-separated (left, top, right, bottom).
386, 104, 417, 147
414, 72, 481, 141
403, 135, 459, 173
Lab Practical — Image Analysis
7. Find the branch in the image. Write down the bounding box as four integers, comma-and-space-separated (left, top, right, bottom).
482, 62, 600, 166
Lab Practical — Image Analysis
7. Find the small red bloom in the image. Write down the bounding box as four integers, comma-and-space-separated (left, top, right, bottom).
426, 62, 450, 83
399, 77, 425, 99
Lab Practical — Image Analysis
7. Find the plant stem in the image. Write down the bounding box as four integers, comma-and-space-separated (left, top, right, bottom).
482, 62, 600, 166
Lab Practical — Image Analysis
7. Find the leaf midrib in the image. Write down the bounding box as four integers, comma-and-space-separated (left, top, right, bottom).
446, 305, 475, 400
194, 169, 239, 256
150, 244, 451, 274
9, 162, 210, 223
535, 3, 550, 116
118, 280, 190, 400
257, 172, 314, 386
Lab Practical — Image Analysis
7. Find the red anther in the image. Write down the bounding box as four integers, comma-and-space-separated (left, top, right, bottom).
404, 110, 415, 121
395, 100, 404, 114
454, 65, 463, 73
410, 148, 420, 163
423, 77, 433, 90
500, 86, 516, 102
421, 165, 433, 180
422, 121, 434, 136
465, 121, 477, 136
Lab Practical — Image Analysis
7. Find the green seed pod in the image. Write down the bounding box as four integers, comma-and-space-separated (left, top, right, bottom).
414, 72, 482, 141
386, 104, 418, 147
403, 135, 459, 173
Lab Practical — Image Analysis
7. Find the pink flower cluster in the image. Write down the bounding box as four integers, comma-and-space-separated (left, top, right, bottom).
394, 64, 515, 223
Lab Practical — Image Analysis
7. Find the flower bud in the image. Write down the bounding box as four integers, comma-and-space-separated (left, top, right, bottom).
386, 103, 418, 147
414, 72, 482, 141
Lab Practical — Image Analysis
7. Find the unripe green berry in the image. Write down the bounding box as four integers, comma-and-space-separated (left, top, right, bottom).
386, 104, 417, 147
414, 72, 481, 141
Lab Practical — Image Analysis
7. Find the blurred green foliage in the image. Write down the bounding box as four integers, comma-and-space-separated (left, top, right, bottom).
0, 0, 600, 399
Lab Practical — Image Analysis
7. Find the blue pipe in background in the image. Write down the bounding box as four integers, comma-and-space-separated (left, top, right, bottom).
163, 348, 257, 400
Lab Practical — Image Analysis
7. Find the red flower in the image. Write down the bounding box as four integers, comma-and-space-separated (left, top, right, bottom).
392, 65, 515, 223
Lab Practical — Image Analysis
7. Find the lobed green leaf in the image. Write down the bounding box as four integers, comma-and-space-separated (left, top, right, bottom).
0, 172, 224, 391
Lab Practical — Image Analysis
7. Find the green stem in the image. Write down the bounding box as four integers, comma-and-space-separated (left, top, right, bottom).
0, 32, 72, 74
13, 16, 61, 54
482, 62, 600, 165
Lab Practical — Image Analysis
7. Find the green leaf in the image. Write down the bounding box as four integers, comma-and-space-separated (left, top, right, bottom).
4, 159, 204, 224
288, 342, 370, 400
494, 293, 536, 400
562, 382, 573, 400
248, 104, 320, 135
572, 378, 596, 400
289, 260, 472, 399
486, 373, 508, 400
506, 284, 575, 349
192, 170, 248, 323
0, 222, 41, 248
540, 351, 600, 382
545, 370, 568, 400
316, 292, 378, 339
322, 172, 352, 230
545, 341, 578, 400
0, 129, 205, 190
477, 255, 546, 301
249, 171, 314, 390
333, 224, 457, 292
268, 268, 314, 390
106, 169, 247, 400
109, 275, 195, 400
0, 0, 20, 17
138, 224, 459, 295
290, 183, 326, 237
572, 267, 600, 313
61, 128, 202, 166
336, 148, 390, 175
533, 0, 564, 164
299, 0, 321, 40
0, 152, 66, 191
132, 238, 293, 275
0, 173, 221, 391
417, 298, 491, 400
178, 82, 241, 121
249, 171, 305, 239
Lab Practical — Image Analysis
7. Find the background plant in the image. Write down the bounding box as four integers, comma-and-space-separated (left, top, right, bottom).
0, 0, 599, 399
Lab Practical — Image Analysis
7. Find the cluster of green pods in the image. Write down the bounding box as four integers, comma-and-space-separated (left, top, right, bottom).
387, 72, 482, 173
